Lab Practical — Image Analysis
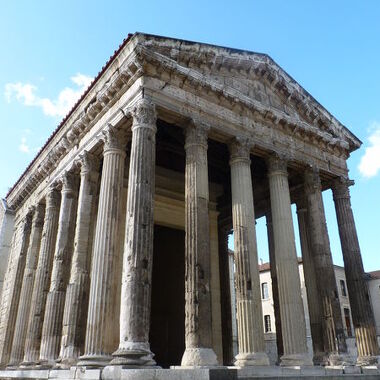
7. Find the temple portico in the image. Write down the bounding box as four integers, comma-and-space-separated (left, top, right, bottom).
0, 33, 378, 379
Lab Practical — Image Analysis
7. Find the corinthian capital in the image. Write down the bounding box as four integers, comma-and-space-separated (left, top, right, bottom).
266, 152, 288, 174
332, 176, 354, 200
229, 136, 254, 163
79, 151, 100, 175
46, 186, 60, 209
131, 98, 157, 131
184, 119, 209, 150
61, 171, 79, 193
102, 124, 127, 152
304, 166, 321, 194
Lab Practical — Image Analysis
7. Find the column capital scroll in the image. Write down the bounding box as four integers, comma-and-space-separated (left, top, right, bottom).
184, 119, 209, 150
331, 177, 354, 200
61, 171, 79, 193
131, 98, 157, 131
46, 186, 60, 209
79, 151, 100, 175
304, 166, 322, 194
102, 124, 127, 153
229, 136, 254, 164
266, 152, 288, 174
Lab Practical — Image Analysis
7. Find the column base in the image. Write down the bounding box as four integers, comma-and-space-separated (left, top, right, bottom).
234, 352, 270, 367
181, 347, 218, 367
280, 353, 313, 366
357, 355, 380, 367
77, 354, 113, 368
110, 342, 157, 368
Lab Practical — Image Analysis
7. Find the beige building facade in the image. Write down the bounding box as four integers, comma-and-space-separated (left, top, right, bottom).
0, 33, 378, 378
257, 261, 357, 364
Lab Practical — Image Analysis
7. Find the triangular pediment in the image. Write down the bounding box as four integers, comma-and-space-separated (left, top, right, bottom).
137, 33, 361, 150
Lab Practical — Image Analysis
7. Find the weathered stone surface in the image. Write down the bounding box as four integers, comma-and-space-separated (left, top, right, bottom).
78, 126, 126, 367
303, 168, 348, 364
58, 152, 100, 368
181, 121, 217, 367
39, 172, 79, 367
9, 204, 45, 366
229, 137, 268, 367
0, 211, 32, 366
22, 188, 60, 366
112, 99, 157, 367
267, 156, 312, 367
332, 178, 380, 364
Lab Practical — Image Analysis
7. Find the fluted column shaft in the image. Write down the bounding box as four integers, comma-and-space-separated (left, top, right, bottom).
39, 172, 79, 366
296, 199, 325, 363
58, 152, 99, 367
22, 188, 60, 366
218, 224, 234, 366
111, 99, 157, 367
267, 156, 311, 366
266, 212, 283, 362
229, 138, 269, 367
181, 122, 218, 367
0, 212, 32, 367
79, 126, 126, 367
332, 178, 380, 364
304, 169, 347, 364
8, 205, 45, 366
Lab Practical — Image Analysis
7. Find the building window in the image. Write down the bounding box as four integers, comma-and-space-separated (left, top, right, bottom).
261, 282, 269, 300
264, 315, 271, 333
340, 280, 347, 297
344, 308, 352, 337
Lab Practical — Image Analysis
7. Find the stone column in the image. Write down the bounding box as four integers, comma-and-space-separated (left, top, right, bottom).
266, 155, 312, 366
8, 204, 45, 367
78, 125, 126, 367
229, 138, 269, 367
0, 211, 32, 367
111, 99, 157, 367
22, 187, 60, 366
39, 172, 79, 366
332, 178, 380, 365
180, 121, 218, 367
58, 152, 100, 368
296, 199, 325, 364
304, 169, 347, 364
265, 212, 283, 362
218, 224, 234, 366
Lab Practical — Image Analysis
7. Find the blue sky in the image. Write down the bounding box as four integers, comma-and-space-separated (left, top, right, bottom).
1, 1, 379, 271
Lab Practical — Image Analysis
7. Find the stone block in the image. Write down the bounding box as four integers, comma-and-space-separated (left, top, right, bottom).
362, 365, 380, 375
237, 365, 281, 378
0, 369, 49, 379
102, 367, 237, 380
343, 365, 362, 374
281, 365, 301, 376
325, 365, 344, 375
299, 365, 325, 376
74, 368, 101, 380
49, 369, 76, 379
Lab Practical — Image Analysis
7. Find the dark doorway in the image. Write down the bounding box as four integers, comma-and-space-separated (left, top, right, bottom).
150, 225, 185, 368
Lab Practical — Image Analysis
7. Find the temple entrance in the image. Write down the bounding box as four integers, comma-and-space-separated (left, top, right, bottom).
150, 224, 185, 368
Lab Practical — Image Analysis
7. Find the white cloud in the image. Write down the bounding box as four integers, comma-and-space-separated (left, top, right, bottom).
358, 121, 380, 178
18, 137, 30, 153
4, 73, 93, 118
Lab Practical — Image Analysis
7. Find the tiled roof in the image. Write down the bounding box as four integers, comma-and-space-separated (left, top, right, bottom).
368, 270, 380, 279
